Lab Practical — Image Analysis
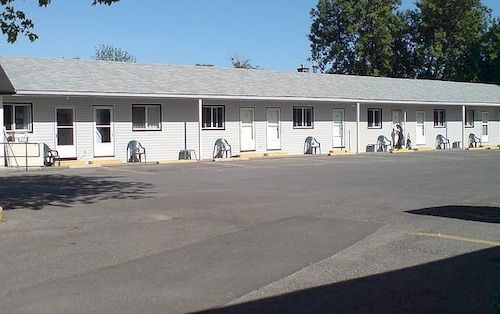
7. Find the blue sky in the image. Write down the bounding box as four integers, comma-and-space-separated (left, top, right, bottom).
0, 0, 498, 72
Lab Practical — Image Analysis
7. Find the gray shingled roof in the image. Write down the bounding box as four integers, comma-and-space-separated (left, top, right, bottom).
0, 65, 15, 95
0, 56, 499, 104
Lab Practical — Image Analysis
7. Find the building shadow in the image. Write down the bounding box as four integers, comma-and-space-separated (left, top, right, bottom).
406, 205, 500, 224
0, 175, 154, 210
197, 247, 500, 314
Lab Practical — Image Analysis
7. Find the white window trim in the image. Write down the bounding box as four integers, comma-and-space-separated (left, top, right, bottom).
293, 106, 314, 129
465, 110, 474, 128
4, 103, 33, 133
434, 109, 446, 128
367, 108, 382, 129
132, 104, 162, 131
202, 105, 225, 130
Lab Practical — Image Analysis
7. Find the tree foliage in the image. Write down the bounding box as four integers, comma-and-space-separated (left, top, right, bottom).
94, 44, 136, 62
310, 0, 402, 76
231, 55, 259, 69
413, 0, 490, 81
310, 0, 500, 83
0, 0, 119, 43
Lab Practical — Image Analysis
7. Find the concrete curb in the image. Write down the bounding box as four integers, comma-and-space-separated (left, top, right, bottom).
213, 157, 251, 162
390, 148, 414, 154
158, 160, 198, 165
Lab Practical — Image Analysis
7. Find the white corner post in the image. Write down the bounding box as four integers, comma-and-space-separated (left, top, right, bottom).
198, 98, 203, 161
356, 102, 360, 154
403, 111, 407, 144
0, 96, 4, 168
461, 105, 466, 150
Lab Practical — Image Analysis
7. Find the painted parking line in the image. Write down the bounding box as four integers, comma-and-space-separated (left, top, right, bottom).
409, 232, 500, 247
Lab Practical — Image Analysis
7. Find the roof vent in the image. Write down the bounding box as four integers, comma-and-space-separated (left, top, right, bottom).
297, 64, 309, 73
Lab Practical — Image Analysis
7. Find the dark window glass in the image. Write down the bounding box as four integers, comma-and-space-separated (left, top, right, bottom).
56, 109, 73, 126
97, 127, 111, 143
216, 107, 223, 128
202, 106, 224, 129
4, 105, 12, 130
368, 110, 374, 127
96, 108, 111, 125
14, 105, 30, 130
57, 128, 74, 145
132, 106, 146, 129
305, 108, 312, 126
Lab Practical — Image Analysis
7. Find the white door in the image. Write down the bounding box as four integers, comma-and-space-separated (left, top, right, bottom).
332, 109, 344, 148
240, 107, 255, 152
416, 111, 426, 145
55, 107, 77, 158
481, 112, 489, 143
93, 106, 114, 157
266, 108, 281, 150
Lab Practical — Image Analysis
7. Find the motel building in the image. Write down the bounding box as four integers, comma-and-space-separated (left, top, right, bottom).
0, 56, 499, 168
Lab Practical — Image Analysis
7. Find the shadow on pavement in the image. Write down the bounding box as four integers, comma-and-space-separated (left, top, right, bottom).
406, 205, 500, 223
198, 247, 500, 314
0, 175, 154, 210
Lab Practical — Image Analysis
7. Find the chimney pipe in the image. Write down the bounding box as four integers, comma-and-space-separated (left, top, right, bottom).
297, 64, 309, 73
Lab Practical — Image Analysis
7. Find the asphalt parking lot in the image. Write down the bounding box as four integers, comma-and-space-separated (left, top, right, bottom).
0, 150, 499, 313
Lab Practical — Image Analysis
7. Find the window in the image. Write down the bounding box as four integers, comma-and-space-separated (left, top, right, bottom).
3, 103, 32, 132
465, 110, 474, 128
293, 106, 314, 128
434, 109, 446, 127
132, 105, 161, 131
202, 105, 224, 129
367, 108, 382, 129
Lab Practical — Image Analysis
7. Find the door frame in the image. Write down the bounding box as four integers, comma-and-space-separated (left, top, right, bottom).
92, 105, 115, 157
332, 108, 345, 148
239, 107, 256, 152
415, 110, 426, 145
54, 106, 77, 159
266, 107, 281, 151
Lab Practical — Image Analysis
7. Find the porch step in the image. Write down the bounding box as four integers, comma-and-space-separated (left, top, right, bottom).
414, 146, 432, 152
484, 145, 500, 150
237, 152, 265, 159
467, 146, 489, 151
89, 159, 123, 167
58, 160, 88, 168
328, 149, 355, 156
390, 148, 414, 154
263, 151, 289, 158
213, 157, 250, 162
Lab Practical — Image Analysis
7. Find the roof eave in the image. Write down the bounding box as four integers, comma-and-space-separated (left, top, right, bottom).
9, 90, 500, 107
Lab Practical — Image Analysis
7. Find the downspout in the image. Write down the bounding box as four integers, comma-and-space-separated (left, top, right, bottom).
198, 98, 203, 160
356, 102, 360, 154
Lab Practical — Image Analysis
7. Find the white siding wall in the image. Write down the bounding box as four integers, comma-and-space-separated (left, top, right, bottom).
3, 95, 500, 164
4, 96, 200, 162
201, 100, 358, 158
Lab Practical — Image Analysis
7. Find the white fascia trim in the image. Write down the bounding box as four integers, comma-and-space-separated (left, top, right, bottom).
12, 90, 500, 107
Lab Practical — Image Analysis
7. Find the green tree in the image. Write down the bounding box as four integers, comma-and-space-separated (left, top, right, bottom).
412, 0, 490, 81
94, 44, 136, 62
309, 0, 402, 76
1, 0, 119, 43
478, 18, 500, 83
